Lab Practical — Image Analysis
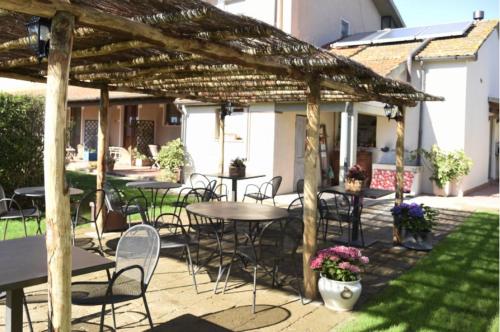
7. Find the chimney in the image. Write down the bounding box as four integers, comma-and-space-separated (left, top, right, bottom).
473, 10, 485, 21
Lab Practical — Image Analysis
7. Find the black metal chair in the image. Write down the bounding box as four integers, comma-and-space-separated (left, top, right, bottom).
190, 173, 228, 201
71, 224, 160, 331
242, 176, 282, 206
104, 183, 149, 226
0, 185, 41, 240
318, 190, 364, 246
154, 213, 198, 293
72, 189, 106, 256
296, 179, 304, 198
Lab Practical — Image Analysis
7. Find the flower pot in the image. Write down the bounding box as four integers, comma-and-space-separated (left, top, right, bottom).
229, 166, 246, 177
345, 178, 363, 192
318, 275, 362, 312
402, 229, 433, 251
432, 181, 450, 197
450, 179, 463, 197
135, 159, 152, 167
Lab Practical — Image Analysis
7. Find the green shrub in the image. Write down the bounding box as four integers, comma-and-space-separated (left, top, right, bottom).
419, 145, 452, 188
448, 149, 473, 181
157, 138, 185, 172
0, 93, 45, 193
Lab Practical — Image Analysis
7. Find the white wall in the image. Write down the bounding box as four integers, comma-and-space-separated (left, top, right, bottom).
219, 0, 276, 26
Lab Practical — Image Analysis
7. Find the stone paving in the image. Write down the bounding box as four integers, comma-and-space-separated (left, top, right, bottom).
0, 191, 485, 331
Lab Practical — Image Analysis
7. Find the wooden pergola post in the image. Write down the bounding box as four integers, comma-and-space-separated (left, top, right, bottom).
43, 11, 74, 331
393, 105, 405, 244
96, 87, 109, 232
219, 107, 225, 175
303, 75, 320, 300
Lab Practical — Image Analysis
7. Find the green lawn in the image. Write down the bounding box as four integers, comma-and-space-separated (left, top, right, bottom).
1, 171, 178, 240
336, 212, 499, 332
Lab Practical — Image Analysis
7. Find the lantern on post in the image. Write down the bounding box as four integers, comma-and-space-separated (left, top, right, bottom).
221, 101, 233, 119
25, 16, 51, 60
384, 104, 401, 121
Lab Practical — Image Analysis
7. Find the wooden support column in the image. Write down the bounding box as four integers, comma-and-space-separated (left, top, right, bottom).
393, 105, 405, 244
219, 109, 225, 175
96, 87, 109, 233
303, 75, 320, 300
44, 11, 74, 332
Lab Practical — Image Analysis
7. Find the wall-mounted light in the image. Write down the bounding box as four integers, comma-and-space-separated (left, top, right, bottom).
384, 104, 401, 121
221, 101, 233, 118
26, 16, 51, 61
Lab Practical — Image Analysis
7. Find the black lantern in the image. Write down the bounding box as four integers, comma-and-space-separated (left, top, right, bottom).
221, 101, 233, 118
384, 104, 400, 121
26, 16, 51, 60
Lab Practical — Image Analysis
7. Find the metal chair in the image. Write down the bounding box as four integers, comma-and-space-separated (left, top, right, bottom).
71, 224, 160, 331
0, 185, 40, 240
296, 179, 304, 198
72, 189, 106, 256
318, 190, 364, 246
154, 213, 198, 293
242, 176, 282, 206
190, 173, 228, 201
104, 182, 148, 226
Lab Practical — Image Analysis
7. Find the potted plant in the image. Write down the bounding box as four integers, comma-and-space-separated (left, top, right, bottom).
229, 157, 246, 177
419, 145, 451, 196
448, 150, 473, 197
345, 164, 367, 192
310, 246, 369, 312
391, 202, 438, 251
133, 148, 152, 167
157, 138, 185, 183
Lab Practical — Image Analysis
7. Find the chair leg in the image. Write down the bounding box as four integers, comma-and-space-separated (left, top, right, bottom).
23, 293, 33, 332
111, 302, 117, 331
252, 266, 257, 314
272, 198, 276, 206
223, 261, 233, 293
142, 294, 154, 328
99, 303, 106, 332
3, 219, 8, 240
359, 220, 365, 247
185, 245, 198, 294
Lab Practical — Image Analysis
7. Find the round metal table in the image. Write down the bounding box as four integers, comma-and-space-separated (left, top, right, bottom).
14, 186, 84, 198
125, 181, 182, 222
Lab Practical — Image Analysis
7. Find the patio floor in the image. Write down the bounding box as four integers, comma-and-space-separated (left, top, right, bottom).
0, 198, 473, 331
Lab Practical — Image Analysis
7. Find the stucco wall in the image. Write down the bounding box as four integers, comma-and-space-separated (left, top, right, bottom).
291, 0, 381, 47
220, 0, 276, 26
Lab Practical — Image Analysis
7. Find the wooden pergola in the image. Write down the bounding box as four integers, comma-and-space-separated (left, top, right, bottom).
0, 1, 442, 330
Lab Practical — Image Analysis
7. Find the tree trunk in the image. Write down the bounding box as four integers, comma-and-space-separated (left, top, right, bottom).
96, 87, 109, 232
303, 76, 320, 300
44, 11, 74, 331
394, 105, 405, 245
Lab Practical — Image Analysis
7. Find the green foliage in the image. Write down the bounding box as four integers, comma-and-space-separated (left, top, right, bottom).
419, 145, 473, 187
132, 147, 148, 160
0, 93, 45, 193
230, 157, 246, 168
157, 138, 185, 172
448, 149, 473, 180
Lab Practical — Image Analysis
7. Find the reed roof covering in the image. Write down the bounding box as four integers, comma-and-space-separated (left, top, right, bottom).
0, 0, 442, 106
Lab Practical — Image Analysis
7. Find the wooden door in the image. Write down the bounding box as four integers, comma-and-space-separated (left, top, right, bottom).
123, 105, 138, 152
293, 115, 307, 190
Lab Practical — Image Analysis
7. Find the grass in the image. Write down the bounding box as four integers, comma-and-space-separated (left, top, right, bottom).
1, 171, 178, 240
335, 212, 499, 332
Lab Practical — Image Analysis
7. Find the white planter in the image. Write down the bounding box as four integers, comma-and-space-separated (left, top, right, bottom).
432, 181, 450, 197
318, 275, 362, 312
450, 179, 463, 197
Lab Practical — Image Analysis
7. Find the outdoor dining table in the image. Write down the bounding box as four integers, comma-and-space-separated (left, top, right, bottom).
320, 185, 394, 245
186, 202, 289, 292
0, 236, 114, 332
204, 173, 265, 202
125, 181, 182, 222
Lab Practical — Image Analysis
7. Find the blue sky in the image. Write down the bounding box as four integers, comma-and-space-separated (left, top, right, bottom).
394, 0, 499, 27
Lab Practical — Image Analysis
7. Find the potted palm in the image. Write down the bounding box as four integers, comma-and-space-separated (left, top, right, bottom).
345, 164, 367, 192
310, 246, 369, 311
157, 138, 185, 183
228, 157, 246, 177
391, 202, 438, 251
448, 150, 473, 197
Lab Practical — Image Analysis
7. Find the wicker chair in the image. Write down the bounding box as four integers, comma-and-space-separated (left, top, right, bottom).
71, 224, 160, 331
0, 185, 41, 239
242, 176, 282, 206
72, 189, 106, 256
154, 213, 198, 293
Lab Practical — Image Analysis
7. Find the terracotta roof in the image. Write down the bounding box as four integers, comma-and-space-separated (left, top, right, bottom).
328, 20, 499, 77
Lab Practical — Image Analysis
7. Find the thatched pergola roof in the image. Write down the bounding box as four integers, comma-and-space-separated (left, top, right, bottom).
0, 0, 441, 106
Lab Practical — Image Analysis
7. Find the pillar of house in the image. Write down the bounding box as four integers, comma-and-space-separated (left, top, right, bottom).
339, 102, 358, 180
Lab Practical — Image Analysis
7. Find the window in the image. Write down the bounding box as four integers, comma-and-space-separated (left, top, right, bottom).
341, 19, 350, 38
164, 102, 182, 126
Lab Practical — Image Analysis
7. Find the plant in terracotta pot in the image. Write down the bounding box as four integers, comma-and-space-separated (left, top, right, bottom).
157, 139, 185, 183
310, 246, 369, 312
133, 149, 152, 167
229, 157, 246, 177
448, 150, 472, 197
391, 202, 438, 251
345, 164, 367, 192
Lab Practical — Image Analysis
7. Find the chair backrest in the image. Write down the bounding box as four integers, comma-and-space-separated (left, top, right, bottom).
104, 183, 123, 212
148, 144, 159, 158
287, 196, 304, 220
115, 224, 160, 287
190, 173, 210, 189
0, 185, 7, 215
270, 176, 283, 197
296, 179, 304, 197
318, 190, 353, 219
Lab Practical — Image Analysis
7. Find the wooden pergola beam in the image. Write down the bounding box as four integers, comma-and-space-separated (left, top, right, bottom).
43, 11, 74, 331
